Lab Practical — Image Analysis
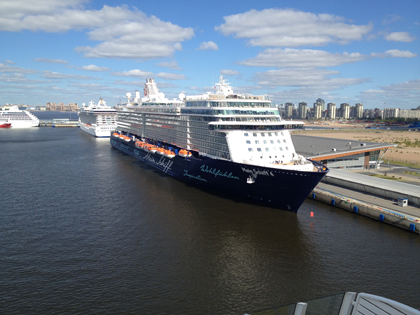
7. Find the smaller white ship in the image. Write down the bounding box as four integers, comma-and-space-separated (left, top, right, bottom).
78, 98, 117, 137
0, 105, 39, 128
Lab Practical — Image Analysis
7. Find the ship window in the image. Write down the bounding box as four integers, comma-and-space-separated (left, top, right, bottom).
272, 147, 277, 151
280, 147, 283, 151
248, 148, 253, 152
286, 147, 289, 150
257, 148, 262, 152
261, 133, 265, 137
270, 140, 274, 144
277, 140, 281, 143
268, 133, 272, 136
263, 140, 267, 144
253, 133, 257, 137
275, 133, 278, 136
265, 148, 270, 152
246, 140, 251, 144
255, 140, 259, 144
283, 139, 286, 143
281, 132, 284, 136
244, 133, 249, 136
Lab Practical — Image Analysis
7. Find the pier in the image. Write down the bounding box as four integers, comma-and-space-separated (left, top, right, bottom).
309, 178, 420, 235
38, 119, 79, 127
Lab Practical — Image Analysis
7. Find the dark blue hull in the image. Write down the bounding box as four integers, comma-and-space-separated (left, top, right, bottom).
111, 137, 327, 212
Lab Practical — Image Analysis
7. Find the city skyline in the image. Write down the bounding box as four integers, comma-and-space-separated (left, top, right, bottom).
0, 0, 419, 109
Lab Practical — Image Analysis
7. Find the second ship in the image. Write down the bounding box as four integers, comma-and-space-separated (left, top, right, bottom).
111, 76, 328, 212
78, 98, 117, 137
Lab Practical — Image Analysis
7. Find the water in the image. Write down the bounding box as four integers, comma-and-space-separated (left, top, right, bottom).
31, 110, 79, 121
1, 127, 419, 315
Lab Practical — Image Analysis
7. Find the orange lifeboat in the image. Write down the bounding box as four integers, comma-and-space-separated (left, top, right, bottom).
112, 132, 119, 137
164, 149, 175, 158
144, 144, 157, 153
123, 135, 131, 142
135, 141, 144, 148
156, 147, 165, 155
179, 149, 192, 158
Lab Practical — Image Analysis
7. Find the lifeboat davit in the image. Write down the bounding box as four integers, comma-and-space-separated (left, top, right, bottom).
164, 149, 175, 158
179, 149, 192, 158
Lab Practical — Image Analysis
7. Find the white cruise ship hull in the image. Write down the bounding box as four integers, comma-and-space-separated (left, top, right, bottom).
79, 123, 115, 137
8, 121, 39, 128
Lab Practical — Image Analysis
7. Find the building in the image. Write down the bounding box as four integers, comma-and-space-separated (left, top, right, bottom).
298, 102, 308, 119
327, 103, 336, 119
340, 103, 350, 119
355, 103, 363, 119
46, 102, 78, 111
292, 135, 396, 170
384, 108, 399, 118
313, 103, 322, 119
284, 102, 294, 119
399, 109, 420, 119
316, 98, 325, 112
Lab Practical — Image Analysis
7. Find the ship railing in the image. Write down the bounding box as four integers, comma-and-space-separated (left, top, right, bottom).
243, 292, 420, 315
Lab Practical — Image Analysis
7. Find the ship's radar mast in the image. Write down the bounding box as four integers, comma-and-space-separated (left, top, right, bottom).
215, 74, 233, 96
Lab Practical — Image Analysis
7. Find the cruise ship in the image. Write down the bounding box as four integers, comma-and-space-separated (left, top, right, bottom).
0, 105, 39, 128
111, 76, 328, 212
78, 98, 117, 137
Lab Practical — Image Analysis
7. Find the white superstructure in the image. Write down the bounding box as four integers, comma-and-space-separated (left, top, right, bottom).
0, 105, 39, 128
117, 75, 314, 172
78, 98, 117, 137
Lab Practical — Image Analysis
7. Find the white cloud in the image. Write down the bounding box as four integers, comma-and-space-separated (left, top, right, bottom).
221, 70, 240, 76
216, 9, 372, 47
78, 65, 110, 72
67, 82, 110, 90
0, 63, 39, 73
381, 79, 420, 92
382, 14, 402, 25
384, 50, 417, 58
111, 69, 186, 80
42, 70, 99, 80
0, 3, 194, 60
5, 60, 14, 64
358, 80, 420, 106
197, 41, 218, 50
0, 73, 44, 84
34, 58, 69, 64
239, 48, 369, 67
155, 61, 182, 70
371, 49, 417, 58
384, 32, 416, 42
253, 68, 369, 87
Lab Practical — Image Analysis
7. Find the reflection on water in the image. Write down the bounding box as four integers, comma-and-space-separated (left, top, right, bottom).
0, 128, 419, 314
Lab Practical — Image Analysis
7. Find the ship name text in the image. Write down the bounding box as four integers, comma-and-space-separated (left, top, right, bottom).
241, 167, 275, 177
144, 153, 173, 173
200, 165, 240, 180
183, 170, 207, 182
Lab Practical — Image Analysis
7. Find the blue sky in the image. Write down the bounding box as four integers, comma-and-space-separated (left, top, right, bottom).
0, 0, 419, 109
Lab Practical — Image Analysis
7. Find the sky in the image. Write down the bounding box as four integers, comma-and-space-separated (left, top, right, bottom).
0, 0, 419, 109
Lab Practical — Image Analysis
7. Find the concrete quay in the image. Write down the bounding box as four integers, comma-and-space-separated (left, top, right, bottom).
308, 181, 420, 235
38, 121, 79, 127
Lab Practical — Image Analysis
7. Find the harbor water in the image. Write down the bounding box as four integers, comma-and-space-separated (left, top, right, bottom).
1, 124, 419, 314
